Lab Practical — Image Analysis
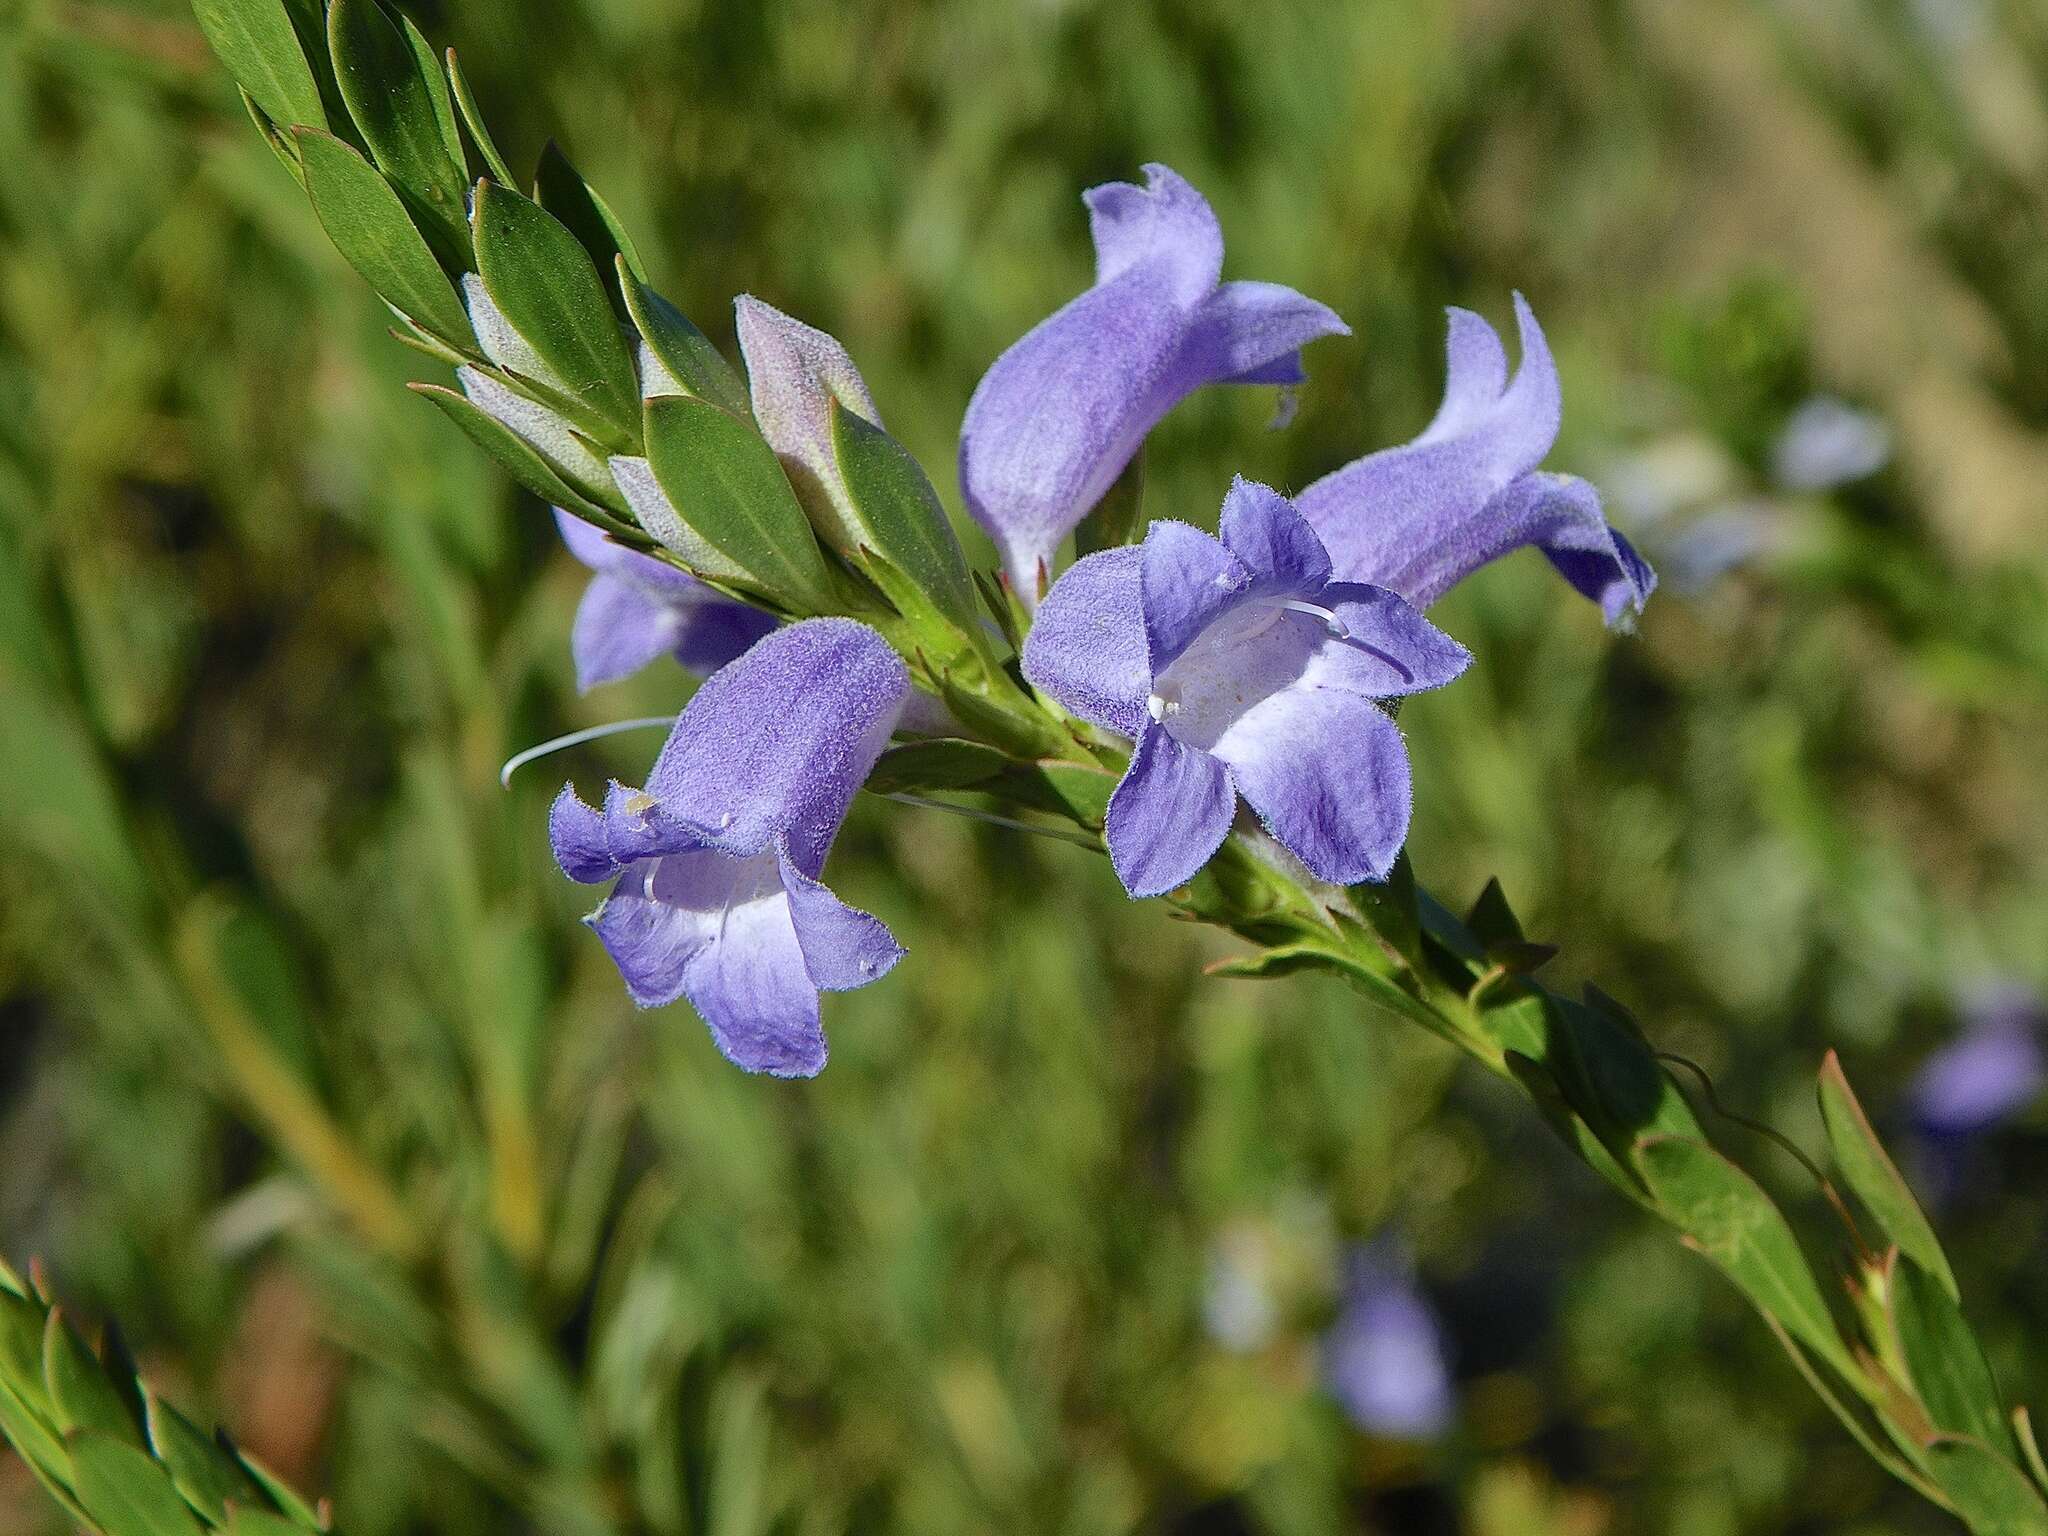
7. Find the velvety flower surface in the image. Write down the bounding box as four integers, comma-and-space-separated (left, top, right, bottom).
1324, 1242, 1454, 1440
1296, 296, 1655, 627
734, 295, 882, 554
550, 619, 908, 1076
554, 511, 776, 691
1023, 479, 1469, 898
960, 164, 1347, 596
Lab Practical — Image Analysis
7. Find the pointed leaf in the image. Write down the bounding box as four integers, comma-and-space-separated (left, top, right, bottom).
229, 1505, 316, 1536
192, 0, 327, 135
1819, 1052, 1959, 1302
472, 181, 639, 434
146, 1394, 264, 1524
67, 1429, 209, 1536
621, 271, 751, 417
327, 0, 469, 262
535, 141, 647, 299
1637, 1135, 1854, 1378
1891, 1256, 2014, 1457
1465, 877, 1524, 947
642, 395, 833, 612
43, 1312, 143, 1448
444, 48, 514, 187
831, 400, 979, 637
294, 128, 470, 342
864, 739, 1009, 796
0, 1378, 73, 1495
1927, 1436, 2048, 1536
410, 384, 630, 529
231, 1444, 324, 1528
0, 1287, 43, 1388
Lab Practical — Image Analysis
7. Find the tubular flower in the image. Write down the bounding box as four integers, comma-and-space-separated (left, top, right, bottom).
1324, 1241, 1455, 1440
1023, 479, 1469, 898
1296, 295, 1655, 627
960, 164, 1347, 598
549, 619, 908, 1076
554, 511, 776, 692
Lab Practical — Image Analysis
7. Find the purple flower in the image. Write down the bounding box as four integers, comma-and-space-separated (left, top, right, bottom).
1023, 478, 1469, 898
1771, 394, 1891, 492
554, 511, 777, 692
960, 164, 1347, 597
1911, 981, 2045, 1137
549, 619, 908, 1076
1325, 1241, 1454, 1440
1296, 296, 1655, 627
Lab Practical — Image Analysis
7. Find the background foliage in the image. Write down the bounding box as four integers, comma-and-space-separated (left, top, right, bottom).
3, 0, 2047, 1531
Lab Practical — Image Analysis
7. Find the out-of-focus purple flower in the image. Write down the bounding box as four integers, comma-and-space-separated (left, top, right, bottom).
960, 164, 1347, 597
1023, 479, 1468, 898
1911, 981, 2045, 1137
1771, 395, 1891, 492
554, 511, 777, 692
1324, 1241, 1454, 1440
735, 296, 884, 555
549, 619, 908, 1076
1296, 297, 1654, 628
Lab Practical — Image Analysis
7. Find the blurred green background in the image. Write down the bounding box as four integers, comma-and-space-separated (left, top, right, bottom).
3, 0, 2047, 1531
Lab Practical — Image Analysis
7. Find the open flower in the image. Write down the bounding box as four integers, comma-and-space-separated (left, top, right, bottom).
554, 511, 776, 692
1023, 479, 1469, 898
960, 164, 1347, 598
1296, 296, 1654, 627
549, 619, 908, 1076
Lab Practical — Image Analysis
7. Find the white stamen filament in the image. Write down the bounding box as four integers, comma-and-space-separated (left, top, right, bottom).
498, 716, 674, 788
1276, 598, 1349, 639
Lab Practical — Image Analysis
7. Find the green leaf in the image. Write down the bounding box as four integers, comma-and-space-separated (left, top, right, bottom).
43, 1311, 143, 1448
535, 142, 647, 303
0, 1286, 43, 1387
67, 1429, 209, 1536
1637, 1135, 1855, 1378
231, 1444, 325, 1529
620, 270, 752, 418
192, 0, 327, 135
229, 1505, 316, 1536
1539, 994, 1701, 1166
444, 49, 515, 187
1891, 1256, 2014, 1457
642, 396, 832, 612
865, 739, 1010, 796
1074, 451, 1145, 557
409, 384, 631, 530
326, 0, 470, 264
239, 88, 306, 185
1927, 1436, 2048, 1536
1819, 1052, 1959, 1302
294, 128, 470, 343
473, 181, 640, 435
2017, 1407, 2048, 1501
146, 1394, 264, 1524
831, 401, 980, 638
1465, 877, 1525, 948
1349, 850, 1422, 970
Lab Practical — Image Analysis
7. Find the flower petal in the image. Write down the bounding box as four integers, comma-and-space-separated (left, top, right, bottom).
1416, 307, 1510, 445
779, 843, 904, 992
735, 296, 882, 552
1083, 162, 1223, 303
1498, 474, 1657, 627
1105, 720, 1237, 898
668, 599, 779, 675
1178, 280, 1349, 387
554, 507, 698, 594
1020, 546, 1152, 739
1140, 519, 1255, 673
1217, 477, 1331, 592
1295, 294, 1568, 604
571, 572, 684, 692
1317, 583, 1472, 698
645, 618, 908, 872
550, 784, 616, 883
1211, 686, 1412, 886
961, 165, 1338, 597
